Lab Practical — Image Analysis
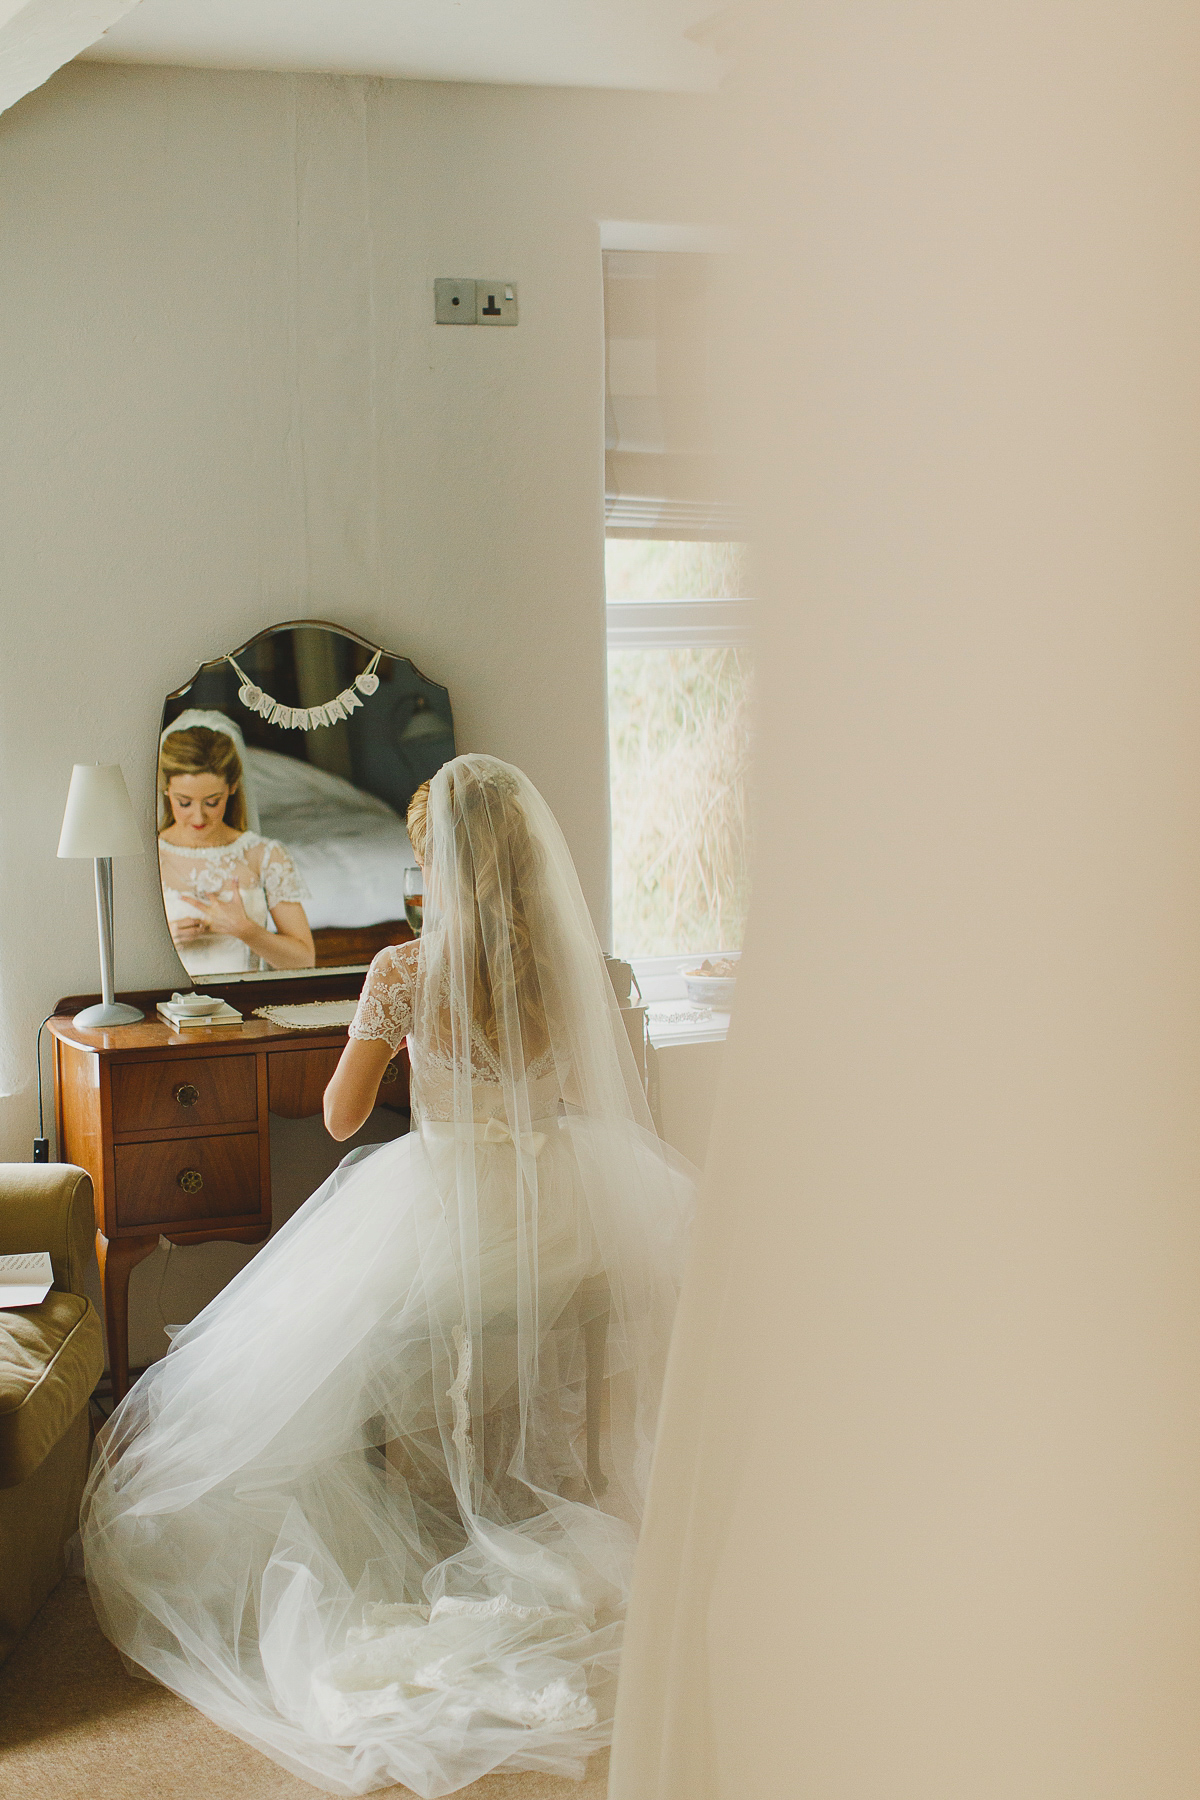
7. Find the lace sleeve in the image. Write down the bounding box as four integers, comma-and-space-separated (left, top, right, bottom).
348, 944, 417, 1053
261, 840, 310, 907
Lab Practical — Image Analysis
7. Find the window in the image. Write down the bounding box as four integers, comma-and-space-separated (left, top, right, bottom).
602, 250, 749, 1041
606, 541, 752, 966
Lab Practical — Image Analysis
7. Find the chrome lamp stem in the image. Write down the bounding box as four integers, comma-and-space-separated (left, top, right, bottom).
72, 858, 145, 1029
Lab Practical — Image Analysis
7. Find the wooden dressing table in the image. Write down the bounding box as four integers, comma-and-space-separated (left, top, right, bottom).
51, 974, 645, 1404
49, 977, 409, 1402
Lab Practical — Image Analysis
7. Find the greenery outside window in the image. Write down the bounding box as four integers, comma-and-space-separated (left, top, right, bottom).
606, 541, 751, 969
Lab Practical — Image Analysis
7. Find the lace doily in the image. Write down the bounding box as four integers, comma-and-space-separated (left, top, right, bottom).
255, 1000, 360, 1029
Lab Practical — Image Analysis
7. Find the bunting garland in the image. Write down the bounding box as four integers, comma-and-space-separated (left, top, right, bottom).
226, 651, 382, 731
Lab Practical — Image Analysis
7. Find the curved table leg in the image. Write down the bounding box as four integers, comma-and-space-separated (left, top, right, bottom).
95, 1231, 158, 1404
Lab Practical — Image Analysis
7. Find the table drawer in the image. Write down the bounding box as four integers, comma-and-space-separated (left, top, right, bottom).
112, 1054, 258, 1134
267, 1045, 344, 1118
113, 1132, 261, 1230
267, 1046, 407, 1118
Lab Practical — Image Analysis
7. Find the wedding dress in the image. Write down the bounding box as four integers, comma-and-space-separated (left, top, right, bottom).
82, 756, 695, 1798
158, 831, 309, 976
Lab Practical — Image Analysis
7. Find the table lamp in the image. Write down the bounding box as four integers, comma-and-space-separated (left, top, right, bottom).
57, 764, 146, 1028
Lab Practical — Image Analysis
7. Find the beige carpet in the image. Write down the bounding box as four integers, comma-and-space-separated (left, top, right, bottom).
0, 1578, 610, 1800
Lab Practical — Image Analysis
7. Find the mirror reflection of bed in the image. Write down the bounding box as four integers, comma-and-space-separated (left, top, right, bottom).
159, 623, 456, 977
245, 748, 413, 965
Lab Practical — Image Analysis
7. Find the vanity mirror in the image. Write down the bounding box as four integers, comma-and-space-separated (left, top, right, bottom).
158, 622, 455, 984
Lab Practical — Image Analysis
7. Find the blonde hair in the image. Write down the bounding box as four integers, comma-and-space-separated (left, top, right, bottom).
158, 727, 248, 833
408, 771, 551, 1057
406, 781, 431, 866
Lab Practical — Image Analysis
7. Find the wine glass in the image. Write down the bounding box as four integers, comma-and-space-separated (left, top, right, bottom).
403, 866, 424, 936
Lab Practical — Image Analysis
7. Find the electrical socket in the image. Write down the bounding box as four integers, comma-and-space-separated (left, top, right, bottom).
434, 278, 476, 324
476, 281, 518, 326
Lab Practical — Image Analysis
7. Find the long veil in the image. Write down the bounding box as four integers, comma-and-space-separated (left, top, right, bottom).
81, 756, 695, 1797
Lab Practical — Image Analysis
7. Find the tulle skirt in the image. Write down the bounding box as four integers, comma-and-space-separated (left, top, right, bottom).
80, 1117, 692, 1797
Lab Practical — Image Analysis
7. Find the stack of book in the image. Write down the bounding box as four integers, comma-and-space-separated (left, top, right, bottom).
157, 996, 243, 1030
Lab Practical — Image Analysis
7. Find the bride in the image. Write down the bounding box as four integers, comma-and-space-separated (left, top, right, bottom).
81, 755, 695, 1798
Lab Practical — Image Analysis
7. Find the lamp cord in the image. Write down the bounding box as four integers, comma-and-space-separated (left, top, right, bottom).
35, 1013, 55, 1147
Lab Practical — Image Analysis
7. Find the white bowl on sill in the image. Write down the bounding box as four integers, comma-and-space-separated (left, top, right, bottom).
681, 965, 738, 1009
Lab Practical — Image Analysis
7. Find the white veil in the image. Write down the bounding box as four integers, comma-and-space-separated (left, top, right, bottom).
81, 756, 694, 1797
159, 707, 261, 831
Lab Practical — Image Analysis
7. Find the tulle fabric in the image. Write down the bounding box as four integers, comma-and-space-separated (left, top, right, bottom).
81, 756, 695, 1797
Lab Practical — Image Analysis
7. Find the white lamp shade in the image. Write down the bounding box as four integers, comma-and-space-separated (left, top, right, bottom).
57, 764, 144, 859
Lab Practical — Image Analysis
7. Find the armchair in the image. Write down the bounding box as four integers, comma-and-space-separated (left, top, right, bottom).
0, 1164, 105, 1664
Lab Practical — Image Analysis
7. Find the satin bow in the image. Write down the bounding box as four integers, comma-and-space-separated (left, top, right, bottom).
481, 1117, 547, 1155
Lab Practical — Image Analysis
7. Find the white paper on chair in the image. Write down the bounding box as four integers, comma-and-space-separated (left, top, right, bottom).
0, 1251, 53, 1308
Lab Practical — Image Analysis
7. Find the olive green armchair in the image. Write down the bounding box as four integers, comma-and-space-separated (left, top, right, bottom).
0, 1164, 105, 1665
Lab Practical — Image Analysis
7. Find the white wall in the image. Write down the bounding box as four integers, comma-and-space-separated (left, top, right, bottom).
0, 63, 716, 1361
655, 1039, 725, 1166
0, 62, 716, 1141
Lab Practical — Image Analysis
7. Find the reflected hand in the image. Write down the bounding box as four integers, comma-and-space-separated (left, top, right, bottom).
171, 913, 210, 945
188, 889, 252, 943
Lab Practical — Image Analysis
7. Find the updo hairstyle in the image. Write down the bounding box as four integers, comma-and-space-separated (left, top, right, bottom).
406, 782, 431, 865
158, 727, 248, 833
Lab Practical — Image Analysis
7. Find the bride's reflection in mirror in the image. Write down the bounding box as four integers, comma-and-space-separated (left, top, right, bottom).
158, 710, 316, 977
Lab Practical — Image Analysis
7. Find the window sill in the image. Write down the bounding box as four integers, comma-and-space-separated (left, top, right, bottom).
631, 955, 735, 1049
606, 598, 751, 649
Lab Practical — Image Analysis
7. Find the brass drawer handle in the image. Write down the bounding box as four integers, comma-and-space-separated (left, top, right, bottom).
381, 1060, 400, 1085
177, 1168, 204, 1194
174, 1083, 200, 1108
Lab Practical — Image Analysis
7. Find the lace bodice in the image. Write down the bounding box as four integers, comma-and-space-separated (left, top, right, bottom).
159, 831, 308, 909
349, 942, 560, 1124
158, 831, 308, 976
349, 941, 420, 1051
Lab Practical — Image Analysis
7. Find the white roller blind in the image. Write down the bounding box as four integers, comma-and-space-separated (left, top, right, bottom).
603, 250, 739, 541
